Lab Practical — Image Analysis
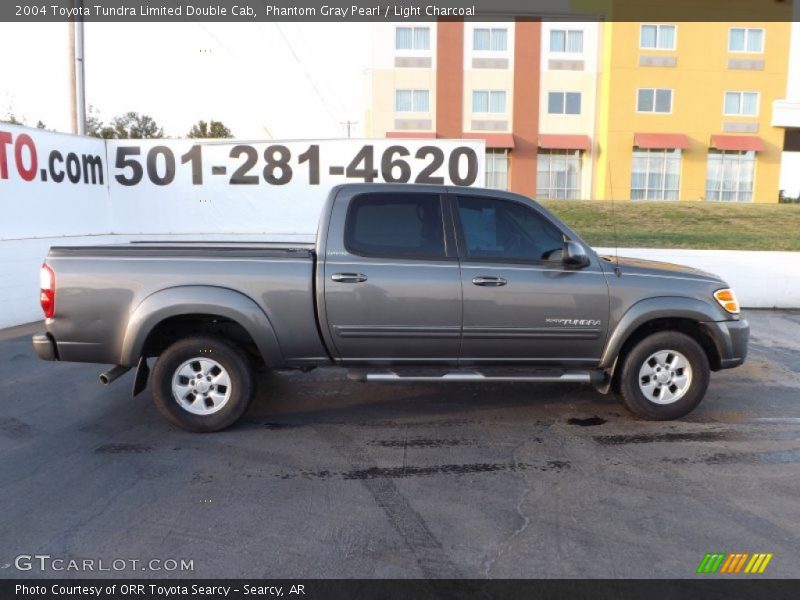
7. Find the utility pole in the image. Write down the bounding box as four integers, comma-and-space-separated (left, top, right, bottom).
340, 120, 357, 138
74, 3, 86, 135
68, 0, 86, 135
68, 18, 76, 134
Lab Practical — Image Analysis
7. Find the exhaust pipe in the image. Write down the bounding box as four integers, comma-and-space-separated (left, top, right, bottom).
100, 365, 131, 385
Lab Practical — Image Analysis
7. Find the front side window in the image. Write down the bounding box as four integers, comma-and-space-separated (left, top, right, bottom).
473, 28, 508, 51
396, 26, 430, 50
395, 89, 430, 112
473, 90, 507, 113
631, 149, 681, 200
640, 24, 676, 49
637, 88, 673, 113
485, 149, 509, 190
537, 150, 582, 199
457, 196, 564, 262
345, 193, 445, 258
550, 29, 584, 53
706, 150, 755, 202
729, 27, 764, 53
547, 92, 582, 115
724, 91, 759, 116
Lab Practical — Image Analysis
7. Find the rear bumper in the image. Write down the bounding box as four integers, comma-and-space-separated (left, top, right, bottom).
701, 319, 749, 370
32, 333, 58, 361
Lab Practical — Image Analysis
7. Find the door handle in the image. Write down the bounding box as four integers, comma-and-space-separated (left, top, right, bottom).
472, 276, 507, 287
331, 272, 368, 283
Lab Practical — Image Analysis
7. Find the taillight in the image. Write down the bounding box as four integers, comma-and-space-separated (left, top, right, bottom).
40, 263, 55, 318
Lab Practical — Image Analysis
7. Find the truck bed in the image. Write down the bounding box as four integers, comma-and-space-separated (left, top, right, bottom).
45, 241, 326, 367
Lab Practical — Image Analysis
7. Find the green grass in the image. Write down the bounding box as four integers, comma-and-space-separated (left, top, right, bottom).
539, 200, 800, 251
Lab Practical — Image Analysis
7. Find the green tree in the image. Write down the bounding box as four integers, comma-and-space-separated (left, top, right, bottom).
85, 105, 107, 137
1, 112, 24, 125
110, 112, 164, 139
187, 120, 233, 139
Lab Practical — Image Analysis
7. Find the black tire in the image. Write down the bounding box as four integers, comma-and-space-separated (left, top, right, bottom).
618, 331, 710, 420
151, 335, 254, 432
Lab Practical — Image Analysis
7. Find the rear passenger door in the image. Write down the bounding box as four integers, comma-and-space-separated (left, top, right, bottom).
453, 193, 609, 365
322, 190, 462, 365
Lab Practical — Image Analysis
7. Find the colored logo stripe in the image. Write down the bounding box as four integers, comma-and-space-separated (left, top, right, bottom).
697, 553, 773, 574
744, 553, 773, 574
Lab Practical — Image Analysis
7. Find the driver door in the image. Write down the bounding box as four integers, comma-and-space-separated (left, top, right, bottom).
453, 194, 609, 365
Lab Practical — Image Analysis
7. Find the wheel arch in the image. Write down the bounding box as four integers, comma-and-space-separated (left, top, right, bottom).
601, 297, 724, 377
120, 286, 283, 367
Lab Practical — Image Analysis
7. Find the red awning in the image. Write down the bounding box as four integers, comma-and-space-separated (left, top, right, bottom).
386, 132, 437, 139
537, 134, 591, 151
634, 133, 690, 150
462, 133, 516, 149
710, 135, 765, 152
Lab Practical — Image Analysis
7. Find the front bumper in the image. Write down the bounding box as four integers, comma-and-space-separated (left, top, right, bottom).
32, 333, 58, 361
701, 318, 749, 369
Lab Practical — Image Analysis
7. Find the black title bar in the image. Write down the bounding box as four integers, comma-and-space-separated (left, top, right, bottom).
4, 579, 800, 600
3, 0, 799, 22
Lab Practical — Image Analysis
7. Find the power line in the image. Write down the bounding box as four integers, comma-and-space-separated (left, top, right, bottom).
262, 12, 340, 128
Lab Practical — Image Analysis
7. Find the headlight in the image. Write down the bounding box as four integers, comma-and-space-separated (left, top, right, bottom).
714, 288, 740, 315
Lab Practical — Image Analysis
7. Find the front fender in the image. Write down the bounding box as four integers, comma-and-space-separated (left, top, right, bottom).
599, 296, 724, 368
119, 286, 283, 367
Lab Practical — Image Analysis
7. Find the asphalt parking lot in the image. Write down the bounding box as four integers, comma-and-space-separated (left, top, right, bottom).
1, 310, 799, 579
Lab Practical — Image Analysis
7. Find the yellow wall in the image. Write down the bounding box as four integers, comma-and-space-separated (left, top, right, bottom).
595, 21, 790, 203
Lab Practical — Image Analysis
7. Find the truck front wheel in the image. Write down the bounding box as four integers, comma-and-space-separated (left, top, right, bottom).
152, 336, 254, 432
619, 331, 710, 420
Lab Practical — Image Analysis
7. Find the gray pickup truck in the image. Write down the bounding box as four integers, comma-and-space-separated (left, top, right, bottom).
33, 183, 749, 431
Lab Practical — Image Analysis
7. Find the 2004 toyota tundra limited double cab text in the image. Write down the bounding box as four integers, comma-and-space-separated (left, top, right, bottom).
33, 184, 749, 432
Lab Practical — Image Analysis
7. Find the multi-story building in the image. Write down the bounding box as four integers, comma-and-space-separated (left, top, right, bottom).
366, 14, 794, 203
596, 21, 791, 203
774, 19, 800, 198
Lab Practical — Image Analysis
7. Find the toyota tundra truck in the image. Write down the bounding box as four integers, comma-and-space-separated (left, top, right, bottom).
32, 183, 749, 431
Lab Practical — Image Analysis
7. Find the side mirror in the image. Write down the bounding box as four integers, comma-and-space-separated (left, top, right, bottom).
563, 240, 590, 268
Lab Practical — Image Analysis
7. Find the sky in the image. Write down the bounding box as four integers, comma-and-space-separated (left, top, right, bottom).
0, 22, 373, 139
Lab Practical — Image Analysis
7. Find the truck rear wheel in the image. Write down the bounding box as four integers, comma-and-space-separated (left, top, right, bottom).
619, 331, 709, 420
152, 336, 254, 432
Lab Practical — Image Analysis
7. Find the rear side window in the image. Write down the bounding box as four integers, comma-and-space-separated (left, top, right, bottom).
457, 195, 565, 261
345, 193, 445, 259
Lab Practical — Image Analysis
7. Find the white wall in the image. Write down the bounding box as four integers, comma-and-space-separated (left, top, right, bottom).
0, 125, 485, 329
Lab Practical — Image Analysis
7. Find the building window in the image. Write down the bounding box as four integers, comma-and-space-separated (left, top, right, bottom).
396, 27, 430, 50
706, 150, 755, 202
485, 149, 509, 190
549, 29, 584, 53
729, 28, 764, 53
724, 91, 759, 116
395, 90, 429, 112
537, 150, 582, 199
473, 28, 507, 51
547, 92, 582, 115
640, 24, 676, 50
473, 90, 507, 113
637, 88, 673, 113
631, 149, 681, 200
